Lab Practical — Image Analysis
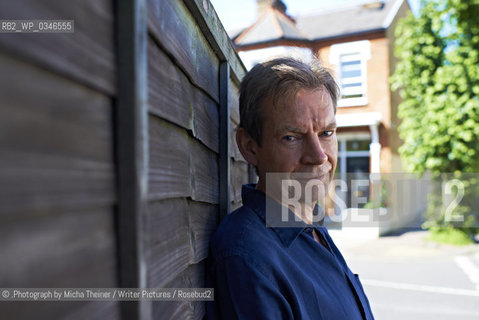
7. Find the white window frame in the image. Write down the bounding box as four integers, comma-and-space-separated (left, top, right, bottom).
330, 40, 371, 107
336, 133, 371, 186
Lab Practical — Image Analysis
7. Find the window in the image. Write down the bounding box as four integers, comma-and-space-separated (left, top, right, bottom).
330, 41, 370, 107
339, 53, 364, 100
337, 137, 371, 208
346, 139, 370, 151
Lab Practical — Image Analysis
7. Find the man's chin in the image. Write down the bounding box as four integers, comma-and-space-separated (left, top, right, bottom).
288, 181, 329, 204
264, 172, 332, 202
293, 175, 331, 189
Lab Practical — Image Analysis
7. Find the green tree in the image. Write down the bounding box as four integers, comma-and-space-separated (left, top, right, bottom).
390, 0, 479, 240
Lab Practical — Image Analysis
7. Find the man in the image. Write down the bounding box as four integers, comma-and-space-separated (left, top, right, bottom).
206, 58, 374, 319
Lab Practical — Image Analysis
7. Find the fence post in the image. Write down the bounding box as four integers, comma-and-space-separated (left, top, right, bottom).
115, 0, 149, 318
219, 62, 230, 219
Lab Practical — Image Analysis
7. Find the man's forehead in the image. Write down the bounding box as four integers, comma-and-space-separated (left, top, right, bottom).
279, 90, 334, 115
261, 87, 336, 130
272, 87, 326, 106
276, 117, 337, 132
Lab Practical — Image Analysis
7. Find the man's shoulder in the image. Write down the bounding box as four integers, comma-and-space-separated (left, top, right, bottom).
209, 205, 277, 264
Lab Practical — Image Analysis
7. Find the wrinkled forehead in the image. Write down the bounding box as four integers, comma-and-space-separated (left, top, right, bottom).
269, 87, 333, 118
271, 85, 328, 110
263, 87, 335, 127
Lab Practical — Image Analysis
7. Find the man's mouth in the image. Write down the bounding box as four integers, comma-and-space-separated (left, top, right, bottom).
292, 168, 332, 180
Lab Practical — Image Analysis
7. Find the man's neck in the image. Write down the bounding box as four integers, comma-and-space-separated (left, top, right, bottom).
257, 181, 324, 225
288, 202, 316, 225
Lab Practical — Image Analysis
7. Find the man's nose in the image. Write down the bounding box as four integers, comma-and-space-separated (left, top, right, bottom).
301, 134, 328, 165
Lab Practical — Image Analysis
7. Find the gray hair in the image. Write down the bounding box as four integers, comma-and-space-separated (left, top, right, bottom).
239, 57, 339, 146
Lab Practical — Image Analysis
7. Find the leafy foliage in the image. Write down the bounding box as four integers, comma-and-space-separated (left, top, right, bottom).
428, 227, 474, 246
390, 0, 479, 242
390, 0, 479, 174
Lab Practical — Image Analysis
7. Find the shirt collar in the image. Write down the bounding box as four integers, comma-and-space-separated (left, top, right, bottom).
241, 184, 324, 248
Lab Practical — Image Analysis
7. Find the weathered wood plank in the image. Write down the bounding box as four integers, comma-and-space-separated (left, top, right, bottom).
146, 198, 191, 288
63, 302, 120, 320
0, 53, 115, 216
229, 78, 241, 125
0, 0, 115, 94
193, 89, 219, 153
145, 199, 218, 288
0, 151, 115, 216
188, 200, 219, 263
148, 117, 192, 201
148, 38, 219, 153
230, 200, 244, 212
230, 160, 249, 204
148, 115, 219, 203
147, 0, 219, 101
0, 207, 117, 288
190, 138, 219, 204
228, 78, 246, 161
182, 0, 246, 84
148, 37, 194, 131
230, 159, 237, 205
0, 301, 120, 320
151, 261, 207, 320
0, 52, 113, 161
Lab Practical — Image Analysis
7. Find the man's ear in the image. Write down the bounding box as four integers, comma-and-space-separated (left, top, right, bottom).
236, 128, 260, 167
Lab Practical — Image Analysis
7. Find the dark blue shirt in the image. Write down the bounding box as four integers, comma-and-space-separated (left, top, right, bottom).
206, 184, 374, 319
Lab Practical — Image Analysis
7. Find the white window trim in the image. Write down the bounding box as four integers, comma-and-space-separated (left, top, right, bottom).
337, 136, 371, 158
336, 137, 371, 185
330, 40, 371, 107
337, 132, 371, 141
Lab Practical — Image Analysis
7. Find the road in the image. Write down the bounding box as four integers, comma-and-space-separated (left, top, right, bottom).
329, 230, 479, 320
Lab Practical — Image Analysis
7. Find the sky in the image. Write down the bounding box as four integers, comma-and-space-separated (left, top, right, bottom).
210, 0, 420, 31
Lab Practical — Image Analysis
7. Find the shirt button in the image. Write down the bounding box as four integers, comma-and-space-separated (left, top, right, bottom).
304, 227, 314, 233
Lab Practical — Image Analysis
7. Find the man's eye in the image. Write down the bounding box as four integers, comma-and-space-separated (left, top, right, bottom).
283, 135, 297, 142
322, 130, 334, 137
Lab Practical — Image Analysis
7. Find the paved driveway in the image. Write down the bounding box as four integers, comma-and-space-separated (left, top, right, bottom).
329, 230, 479, 320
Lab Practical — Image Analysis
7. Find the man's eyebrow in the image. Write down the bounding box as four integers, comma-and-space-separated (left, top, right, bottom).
278, 122, 337, 134
277, 125, 304, 134
326, 121, 337, 129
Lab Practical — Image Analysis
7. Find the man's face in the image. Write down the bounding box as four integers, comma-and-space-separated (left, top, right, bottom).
255, 88, 338, 201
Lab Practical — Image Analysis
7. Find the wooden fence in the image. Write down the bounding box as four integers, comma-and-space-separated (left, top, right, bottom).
0, 0, 250, 318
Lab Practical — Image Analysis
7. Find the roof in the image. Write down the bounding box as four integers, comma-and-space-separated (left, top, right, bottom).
296, 0, 404, 41
232, 0, 405, 47
233, 6, 306, 46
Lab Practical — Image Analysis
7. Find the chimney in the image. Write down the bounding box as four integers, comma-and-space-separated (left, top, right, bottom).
256, 0, 287, 17
362, 1, 385, 10
257, 0, 273, 17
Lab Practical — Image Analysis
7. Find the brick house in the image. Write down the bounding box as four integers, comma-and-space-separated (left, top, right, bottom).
229, 0, 421, 233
